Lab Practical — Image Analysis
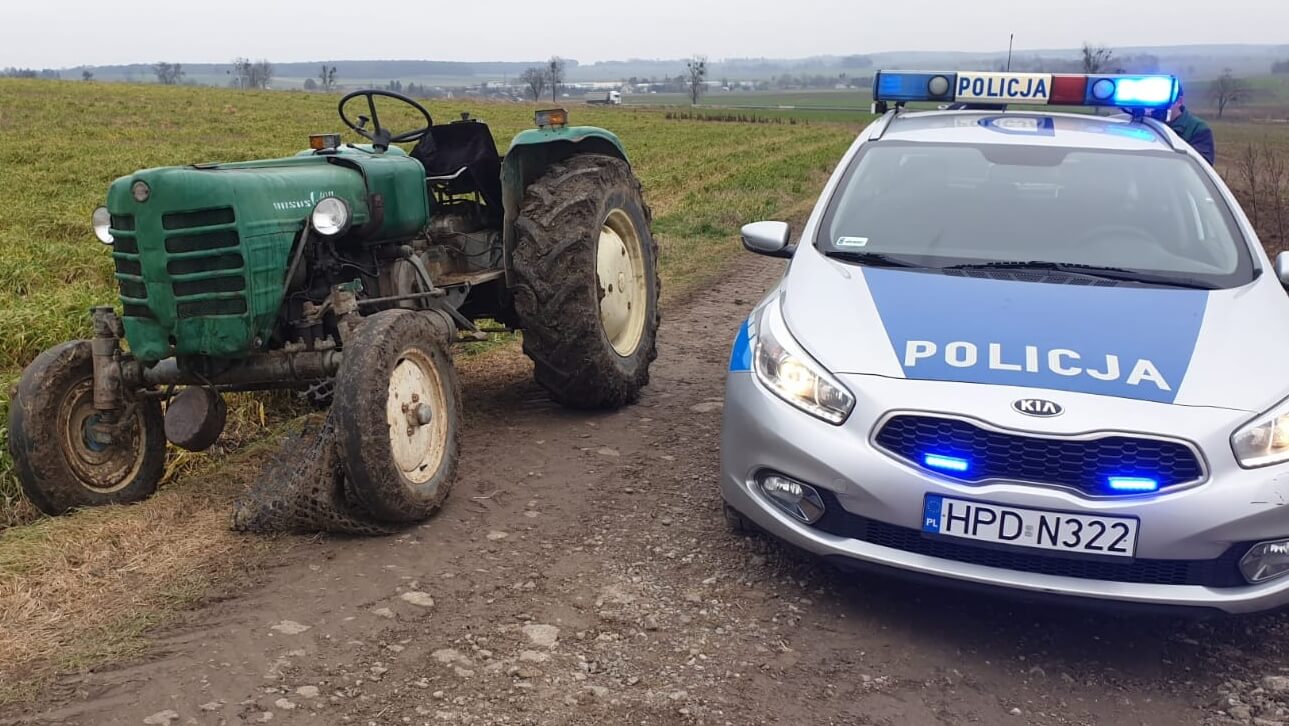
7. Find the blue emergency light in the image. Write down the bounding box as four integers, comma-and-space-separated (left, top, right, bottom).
872, 70, 1179, 113
923, 453, 971, 473
1107, 476, 1160, 493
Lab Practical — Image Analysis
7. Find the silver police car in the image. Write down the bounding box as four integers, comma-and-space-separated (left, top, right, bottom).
720, 71, 1289, 614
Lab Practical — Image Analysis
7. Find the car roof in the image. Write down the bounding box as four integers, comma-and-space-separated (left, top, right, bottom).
878, 110, 1175, 152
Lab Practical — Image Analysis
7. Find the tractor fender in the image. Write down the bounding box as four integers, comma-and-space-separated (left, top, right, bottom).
500, 126, 630, 286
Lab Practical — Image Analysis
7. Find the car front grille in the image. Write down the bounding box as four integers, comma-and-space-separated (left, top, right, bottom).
810, 491, 1247, 588
873, 414, 1204, 496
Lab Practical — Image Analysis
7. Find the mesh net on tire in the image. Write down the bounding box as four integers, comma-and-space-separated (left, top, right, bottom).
230, 411, 404, 536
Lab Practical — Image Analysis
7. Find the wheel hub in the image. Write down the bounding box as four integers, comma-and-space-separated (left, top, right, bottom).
59, 381, 147, 493
596, 209, 648, 357
386, 351, 448, 485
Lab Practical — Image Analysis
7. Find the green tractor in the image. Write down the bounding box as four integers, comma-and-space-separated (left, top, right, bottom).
7, 91, 660, 521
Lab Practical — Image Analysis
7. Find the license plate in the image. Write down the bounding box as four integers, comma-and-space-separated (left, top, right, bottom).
922, 495, 1138, 558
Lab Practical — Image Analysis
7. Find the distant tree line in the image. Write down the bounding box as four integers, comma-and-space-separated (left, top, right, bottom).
1273, 59, 1289, 74
1, 67, 60, 79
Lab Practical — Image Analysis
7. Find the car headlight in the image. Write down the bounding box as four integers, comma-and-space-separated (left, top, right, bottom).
1232, 395, 1289, 468
310, 197, 351, 237
92, 206, 113, 245
752, 299, 854, 425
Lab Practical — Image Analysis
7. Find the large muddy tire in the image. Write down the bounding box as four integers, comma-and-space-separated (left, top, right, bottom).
512, 153, 660, 409
333, 311, 461, 523
6, 341, 166, 515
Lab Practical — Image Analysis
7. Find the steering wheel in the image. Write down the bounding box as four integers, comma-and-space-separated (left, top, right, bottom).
338, 90, 434, 152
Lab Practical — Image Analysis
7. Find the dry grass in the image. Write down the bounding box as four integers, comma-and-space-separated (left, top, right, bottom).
0, 439, 284, 705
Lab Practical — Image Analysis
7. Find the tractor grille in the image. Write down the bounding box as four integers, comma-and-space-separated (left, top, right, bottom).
163, 207, 246, 320
162, 207, 235, 230
110, 213, 151, 319
873, 414, 1204, 496
116, 205, 248, 322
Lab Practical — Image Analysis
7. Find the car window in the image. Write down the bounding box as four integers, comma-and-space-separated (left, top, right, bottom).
819, 140, 1253, 288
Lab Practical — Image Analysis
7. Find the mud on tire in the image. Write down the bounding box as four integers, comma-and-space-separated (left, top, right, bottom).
512, 153, 660, 409
6, 340, 166, 515
333, 310, 461, 523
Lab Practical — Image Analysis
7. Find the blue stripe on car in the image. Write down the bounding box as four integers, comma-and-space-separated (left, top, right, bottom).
863, 269, 1209, 403
729, 320, 752, 372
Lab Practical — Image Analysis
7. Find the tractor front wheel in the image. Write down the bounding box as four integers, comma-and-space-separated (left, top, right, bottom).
333, 310, 461, 524
6, 341, 166, 515
512, 154, 660, 409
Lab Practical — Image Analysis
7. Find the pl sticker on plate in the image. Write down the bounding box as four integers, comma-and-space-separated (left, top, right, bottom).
836, 236, 869, 248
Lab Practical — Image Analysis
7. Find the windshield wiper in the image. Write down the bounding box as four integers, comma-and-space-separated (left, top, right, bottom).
942, 260, 1218, 290
824, 250, 927, 269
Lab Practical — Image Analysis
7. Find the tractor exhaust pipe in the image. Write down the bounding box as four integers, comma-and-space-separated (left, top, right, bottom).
136, 350, 344, 388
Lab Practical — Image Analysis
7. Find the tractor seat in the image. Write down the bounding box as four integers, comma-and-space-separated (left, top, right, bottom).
411, 121, 503, 211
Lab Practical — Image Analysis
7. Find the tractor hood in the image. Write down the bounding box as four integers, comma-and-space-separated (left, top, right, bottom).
780, 246, 1289, 412
104, 147, 429, 362
108, 146, 429, 244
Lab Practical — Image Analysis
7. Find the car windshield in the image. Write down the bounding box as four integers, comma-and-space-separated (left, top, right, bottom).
818, 140, 1254, 288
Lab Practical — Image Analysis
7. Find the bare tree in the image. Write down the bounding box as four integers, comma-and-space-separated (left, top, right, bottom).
686, 56, 708, 105
232, 58, 273, 90
1265, 144, 1288, 245
1212, 68, 1246, 119
231, 58, 251, 89
520, 66, 547, 101
1236, 142, 1262, 229
153, 62, 183, 85
547, 56, 565, 103
1080, 43, 1114, 74
319, 64, 337, 92
251, 60, 273, 89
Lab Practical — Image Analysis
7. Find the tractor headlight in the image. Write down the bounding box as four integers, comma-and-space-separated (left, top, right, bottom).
1232, 395, 1289, 468
310, 197, 351, 237
752, 299, 854, 425
92, 206, 113, 245
131, 180, 151, 203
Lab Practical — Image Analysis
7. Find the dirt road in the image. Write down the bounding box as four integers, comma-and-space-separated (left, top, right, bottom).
10, 255, 1289, 726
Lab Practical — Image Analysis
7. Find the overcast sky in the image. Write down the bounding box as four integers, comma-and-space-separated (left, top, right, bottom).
2, 0, 1285, 68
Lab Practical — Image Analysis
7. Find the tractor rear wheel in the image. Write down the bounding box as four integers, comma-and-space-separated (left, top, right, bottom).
7, 341, 166, 515
333, 310, 461, 523
512, 154, 660, 409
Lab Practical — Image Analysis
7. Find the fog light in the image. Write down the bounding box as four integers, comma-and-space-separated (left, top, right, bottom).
1240, 540, 1289, 584
757, 474, 825, 524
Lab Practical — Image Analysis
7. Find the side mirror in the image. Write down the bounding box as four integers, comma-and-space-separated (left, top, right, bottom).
1277, 252, 1289, 288
740, 221, 795, 259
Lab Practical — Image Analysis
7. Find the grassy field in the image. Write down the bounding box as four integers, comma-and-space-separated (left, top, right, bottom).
0, 78, 858, 701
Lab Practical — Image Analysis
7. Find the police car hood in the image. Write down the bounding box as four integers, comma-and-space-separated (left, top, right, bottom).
781, 251, 1289, 412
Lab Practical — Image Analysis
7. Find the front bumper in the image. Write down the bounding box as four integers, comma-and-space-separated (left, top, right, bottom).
720, 372, 1289, 614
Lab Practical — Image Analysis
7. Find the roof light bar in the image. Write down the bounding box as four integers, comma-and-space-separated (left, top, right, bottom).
872, 70, 1179, 112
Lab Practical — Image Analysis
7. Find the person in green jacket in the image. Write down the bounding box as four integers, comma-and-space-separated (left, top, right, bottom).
1166, 83, 1216, 165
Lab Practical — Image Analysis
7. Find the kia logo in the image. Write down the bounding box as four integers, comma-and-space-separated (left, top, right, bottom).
1013, 399, 1064, 417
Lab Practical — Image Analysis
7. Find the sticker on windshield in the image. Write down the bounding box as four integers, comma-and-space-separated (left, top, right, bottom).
836, 236, 869, 248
